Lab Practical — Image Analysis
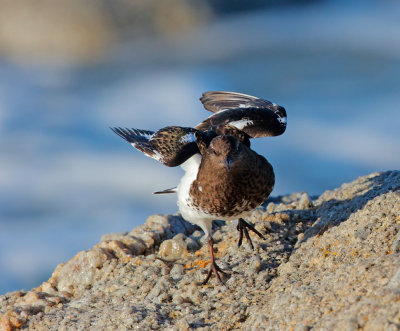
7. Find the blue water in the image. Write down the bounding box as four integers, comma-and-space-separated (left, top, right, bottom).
1, 0, 400, 294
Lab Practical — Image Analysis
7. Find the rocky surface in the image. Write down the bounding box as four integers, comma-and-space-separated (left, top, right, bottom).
1, 171, 399, 330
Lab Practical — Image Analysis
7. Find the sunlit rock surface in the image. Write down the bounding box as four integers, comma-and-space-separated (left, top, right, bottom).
1, 171, 399, 330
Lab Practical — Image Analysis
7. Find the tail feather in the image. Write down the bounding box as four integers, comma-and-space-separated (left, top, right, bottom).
153, 187, 178, 194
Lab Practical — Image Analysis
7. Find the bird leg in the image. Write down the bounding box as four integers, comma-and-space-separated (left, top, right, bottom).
237, 218, 265, 250
202, 237, 228, 285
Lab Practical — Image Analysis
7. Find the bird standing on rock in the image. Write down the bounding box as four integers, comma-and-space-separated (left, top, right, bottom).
111, 91, 287, 284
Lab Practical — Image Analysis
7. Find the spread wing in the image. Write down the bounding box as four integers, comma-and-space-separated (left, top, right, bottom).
196, 91, 287, 138
111, 126, 200, 167
200, 91, 275, 113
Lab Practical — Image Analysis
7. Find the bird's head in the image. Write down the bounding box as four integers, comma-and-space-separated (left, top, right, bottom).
207, 135, 241, 171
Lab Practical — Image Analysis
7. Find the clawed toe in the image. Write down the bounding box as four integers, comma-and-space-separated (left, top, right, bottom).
202, 260, 228, 285
237, 218, 265, 250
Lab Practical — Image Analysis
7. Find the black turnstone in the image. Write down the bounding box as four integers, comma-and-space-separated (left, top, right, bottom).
111, 91, 287, 284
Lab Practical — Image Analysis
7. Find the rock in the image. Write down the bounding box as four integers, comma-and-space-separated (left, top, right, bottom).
175, 317, 190, 331
169, 264, 185, 281
158, 234, 188, 261
185, 236, 201, 251
298, 192, 313, 209
391, 231, 400, 253
52, 248, 111, 294
1, 171, 399, 330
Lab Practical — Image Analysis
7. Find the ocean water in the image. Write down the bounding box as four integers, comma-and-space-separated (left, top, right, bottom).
1, 0, 399, 294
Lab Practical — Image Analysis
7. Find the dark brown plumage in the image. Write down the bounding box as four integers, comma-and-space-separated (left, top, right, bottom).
190, 135, 274, 218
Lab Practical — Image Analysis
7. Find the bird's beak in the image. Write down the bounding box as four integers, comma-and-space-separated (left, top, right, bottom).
223, 156, 233, 171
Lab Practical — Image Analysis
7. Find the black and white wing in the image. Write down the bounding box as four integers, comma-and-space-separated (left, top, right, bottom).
111, 126, 200, 167
196, 91, 287, 138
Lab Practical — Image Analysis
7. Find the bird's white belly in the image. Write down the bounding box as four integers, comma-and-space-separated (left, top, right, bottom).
176, 154, 215, 235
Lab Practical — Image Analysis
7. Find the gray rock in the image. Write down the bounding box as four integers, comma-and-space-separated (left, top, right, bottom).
391, 231, 400, 253
170, 264, 185, 281
1, 171, 399, 330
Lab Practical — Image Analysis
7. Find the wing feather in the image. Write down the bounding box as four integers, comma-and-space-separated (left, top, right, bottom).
111, 126, 200, 167
197, 91, 286, 138
200, 91, 274, 113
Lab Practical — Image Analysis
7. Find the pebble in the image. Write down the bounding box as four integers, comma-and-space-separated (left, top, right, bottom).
158, 234, 188, 261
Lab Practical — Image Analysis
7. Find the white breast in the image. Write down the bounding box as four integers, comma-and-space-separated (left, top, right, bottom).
177, 153, 214, 236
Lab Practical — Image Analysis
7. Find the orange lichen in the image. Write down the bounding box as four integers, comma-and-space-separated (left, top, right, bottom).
197, 260, 210, 268
184, 259, 210, 270
322, 248, 339, 258
121, 257, 131, 263
0, 310, 27, 331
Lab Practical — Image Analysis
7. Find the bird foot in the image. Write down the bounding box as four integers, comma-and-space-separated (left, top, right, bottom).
202, 260, 229, 285
237, 218, 265, 250
202, 237, 231, 285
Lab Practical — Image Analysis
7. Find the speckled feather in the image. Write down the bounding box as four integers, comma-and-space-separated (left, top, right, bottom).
111, 126, 200, 167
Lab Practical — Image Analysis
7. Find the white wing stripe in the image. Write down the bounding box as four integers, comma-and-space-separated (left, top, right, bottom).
179, 132, 196, 144
229, 119, 254, 130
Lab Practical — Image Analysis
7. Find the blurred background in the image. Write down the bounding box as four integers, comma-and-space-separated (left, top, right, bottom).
0, 0, 399, 294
